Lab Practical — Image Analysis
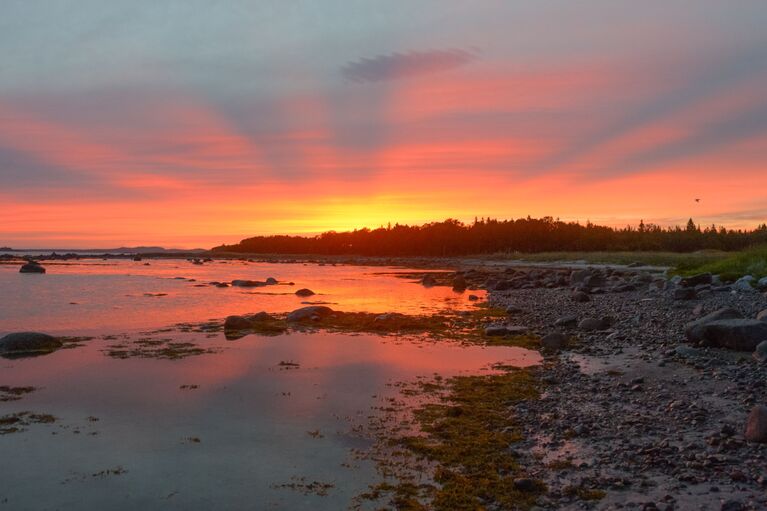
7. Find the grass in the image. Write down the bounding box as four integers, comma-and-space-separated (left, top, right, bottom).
478, 250, 730, 268
673, 244, 767, 282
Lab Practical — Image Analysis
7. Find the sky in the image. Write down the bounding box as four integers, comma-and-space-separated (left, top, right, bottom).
1, 1, 767, 248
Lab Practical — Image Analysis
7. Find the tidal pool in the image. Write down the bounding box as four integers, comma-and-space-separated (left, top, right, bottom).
0, 260, 539, 510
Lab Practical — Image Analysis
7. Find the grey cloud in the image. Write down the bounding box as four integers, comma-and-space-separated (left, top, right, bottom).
341, 48, 477, 83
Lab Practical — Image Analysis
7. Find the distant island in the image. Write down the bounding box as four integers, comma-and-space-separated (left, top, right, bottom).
0, 246, 206, 254
214, 217, 767, 256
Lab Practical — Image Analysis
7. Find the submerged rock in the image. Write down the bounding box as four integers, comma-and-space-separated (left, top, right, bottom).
265, 277, 278, 285
295, 288, 315, 297
0, 332, 62, 357
19, 261, 45, 274
231, 279, 266, 287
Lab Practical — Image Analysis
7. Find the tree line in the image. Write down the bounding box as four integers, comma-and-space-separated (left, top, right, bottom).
212, 217, 767, 256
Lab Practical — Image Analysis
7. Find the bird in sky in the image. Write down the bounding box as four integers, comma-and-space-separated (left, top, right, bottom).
695, 198, 701, 203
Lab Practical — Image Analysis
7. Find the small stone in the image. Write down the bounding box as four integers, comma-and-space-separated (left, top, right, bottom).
295, 288, 315, 297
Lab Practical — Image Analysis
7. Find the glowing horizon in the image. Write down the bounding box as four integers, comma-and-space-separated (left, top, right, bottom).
2, 1, 767, 249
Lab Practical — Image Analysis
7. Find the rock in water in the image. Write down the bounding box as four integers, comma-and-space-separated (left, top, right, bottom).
19, 261, 46, 273
265, 277, 278, 285
452, 274, 467, 292
295, 288, 315, 297
0, 332, 62, 357
744, 405, 767, 443
224, 315, 252, 330
286, 306, 333, 322
421, 274, 437, 287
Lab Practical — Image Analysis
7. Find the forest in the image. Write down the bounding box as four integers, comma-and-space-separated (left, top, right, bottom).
212, 217, 767, 256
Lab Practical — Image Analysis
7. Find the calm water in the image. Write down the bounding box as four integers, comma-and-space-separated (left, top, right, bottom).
0, 259, 539, 510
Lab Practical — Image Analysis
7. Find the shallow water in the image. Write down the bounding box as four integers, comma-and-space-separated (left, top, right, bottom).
0, 259, 539, 510
1, 259, 479, 335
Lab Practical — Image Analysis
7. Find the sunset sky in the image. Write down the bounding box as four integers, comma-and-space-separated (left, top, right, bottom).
2, 1, 767, 248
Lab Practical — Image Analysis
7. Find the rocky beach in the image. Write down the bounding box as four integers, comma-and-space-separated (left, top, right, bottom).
451, 263, 767, 510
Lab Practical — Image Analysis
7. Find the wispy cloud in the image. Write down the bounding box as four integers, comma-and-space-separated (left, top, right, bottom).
341, 48, 477, 83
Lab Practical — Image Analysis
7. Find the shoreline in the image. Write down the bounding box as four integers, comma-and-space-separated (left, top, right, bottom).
478, 265, 767, 509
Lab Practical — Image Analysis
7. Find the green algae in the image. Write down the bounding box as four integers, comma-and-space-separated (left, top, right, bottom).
360, 368, 545, 510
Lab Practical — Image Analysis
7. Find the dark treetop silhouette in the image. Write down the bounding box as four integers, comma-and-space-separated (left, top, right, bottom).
213, 217, 767, 256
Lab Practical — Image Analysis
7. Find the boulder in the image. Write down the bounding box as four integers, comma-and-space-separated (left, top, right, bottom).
484, 325, 509, 337
265, 277, 278, 285
757, 276, 767, 291
733, 276, 756, 292
571, 291, 590, 303
554, 315, 578, 327
0, 332, 62, 357
286, 306, 333, 322
295, 288, 315, 297
744, 405, 767, 443
757, 309, 767, 322
753, 341, 767, 364
421, 275, 437, 287
19, 262, 46, 274
673, 288, 697, 300
685, 307, 743, 341
224, 315, 252, 330
452, 274, 467, 292
686, 319, 767, 351
680, 273, 712, 287
540, 332, 568, 351
570, 269, 591, 286
578, 318, 608, 331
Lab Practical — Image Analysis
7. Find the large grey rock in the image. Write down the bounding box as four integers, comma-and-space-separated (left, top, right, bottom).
0, 332, 61, 357
733, 276, 756, 292
540, 332, 568, 351
744, 405, 767, 443
685, 307, 743, 340
286, 306, 333, 322
687, 319, 767, 351
19, 262, 46, 274
757, 276, 767, 291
